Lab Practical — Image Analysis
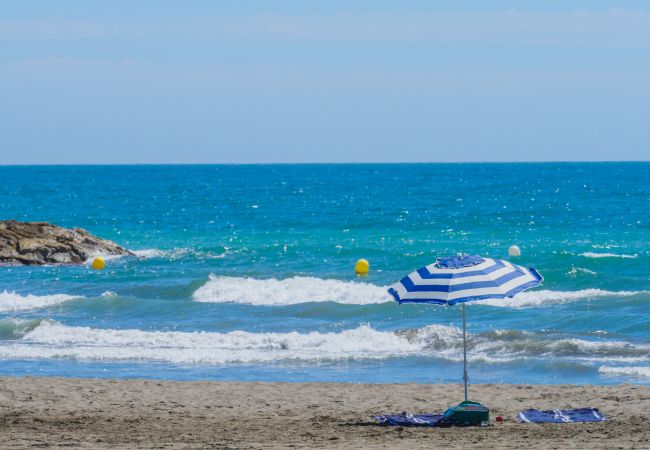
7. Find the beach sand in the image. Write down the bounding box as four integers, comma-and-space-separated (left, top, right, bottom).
1, 377, 649, 449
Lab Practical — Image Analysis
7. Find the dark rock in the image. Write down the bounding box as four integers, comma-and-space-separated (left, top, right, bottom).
0, 220, 133, 266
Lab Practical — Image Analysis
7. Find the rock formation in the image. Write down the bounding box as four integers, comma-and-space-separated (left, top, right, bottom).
0, 220, 133, 265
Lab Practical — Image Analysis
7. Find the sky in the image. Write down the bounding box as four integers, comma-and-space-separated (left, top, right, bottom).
1, 1, 649, 164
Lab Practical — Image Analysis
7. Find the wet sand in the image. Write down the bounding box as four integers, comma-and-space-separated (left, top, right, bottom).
1, 376, 649, 449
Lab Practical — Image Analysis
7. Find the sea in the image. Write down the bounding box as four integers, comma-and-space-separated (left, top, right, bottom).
0, 163, 648, 385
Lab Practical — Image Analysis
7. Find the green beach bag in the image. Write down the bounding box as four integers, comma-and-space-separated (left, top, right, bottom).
443, 401, 490, 426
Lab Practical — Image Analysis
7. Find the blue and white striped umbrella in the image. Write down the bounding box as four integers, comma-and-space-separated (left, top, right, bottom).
388, 254, 543, 306
388, 254, 543, 403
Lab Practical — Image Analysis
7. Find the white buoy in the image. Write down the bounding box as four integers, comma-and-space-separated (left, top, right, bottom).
508, 245, 521, 257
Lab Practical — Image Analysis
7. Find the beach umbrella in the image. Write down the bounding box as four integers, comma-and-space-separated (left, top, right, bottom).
388, 254, 543, 402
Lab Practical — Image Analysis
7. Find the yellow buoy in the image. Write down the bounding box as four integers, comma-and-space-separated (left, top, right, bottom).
92, 257, 105, 270
355, 258, 369, 276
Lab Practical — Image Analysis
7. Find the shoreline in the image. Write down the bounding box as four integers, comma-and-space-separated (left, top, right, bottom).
1, 377, 649, 448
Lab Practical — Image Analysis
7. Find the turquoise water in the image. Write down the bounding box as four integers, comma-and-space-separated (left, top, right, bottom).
0, 163, 648, 384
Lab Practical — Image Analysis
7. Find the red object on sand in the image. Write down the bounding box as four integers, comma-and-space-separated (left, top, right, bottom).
496, 416, 504, 422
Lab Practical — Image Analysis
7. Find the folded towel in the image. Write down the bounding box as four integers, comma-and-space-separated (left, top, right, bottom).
374, 413, 444, 427
518, 407, 607, 423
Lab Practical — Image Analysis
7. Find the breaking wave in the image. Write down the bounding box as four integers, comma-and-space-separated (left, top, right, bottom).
2, 320, 649, 366
133, 248, 230, 260
1, 321, 423, 364
192, 275, 647, 308
580, 252, 638, 259
475, 289, 646, 308
192, 275, 389, 306
0, 291, 82, 313
0, 318, 45, 340
599, 366, 650, 379
132, 249, 167, 258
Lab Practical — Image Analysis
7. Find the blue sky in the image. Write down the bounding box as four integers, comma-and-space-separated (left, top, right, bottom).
1, 1, 649, 163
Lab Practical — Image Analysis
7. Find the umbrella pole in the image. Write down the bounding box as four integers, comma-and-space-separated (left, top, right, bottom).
462, 302, 468, 402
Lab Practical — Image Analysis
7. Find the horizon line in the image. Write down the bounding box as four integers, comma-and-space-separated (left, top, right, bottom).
1, 160, 649, 167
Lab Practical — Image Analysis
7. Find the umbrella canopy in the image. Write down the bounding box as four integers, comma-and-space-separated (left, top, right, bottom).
388, 255, 543, 306
387, 254, 543, 402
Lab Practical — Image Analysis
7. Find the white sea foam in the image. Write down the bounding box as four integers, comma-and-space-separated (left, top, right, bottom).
188, 248, 229, 259
132, 249, 167, 258
0, 291, 81, 312
2, 320, 648, 366
566, 266, 597, 277
1, 321, 424, 364
0, 321, 509, 364
192, 275, 389, 305
580, 252, 638, 259
85, 247, 213, 262
192, 275, 648, 309
599, 366, 650, 378
476, 289, 646, 308
82, 252, 126, 264
133, 248, 229, 260
100, 291, 118, 297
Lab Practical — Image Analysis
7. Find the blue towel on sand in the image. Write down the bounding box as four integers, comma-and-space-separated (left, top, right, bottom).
374, 413, 444, 427
518, 407, 607, 423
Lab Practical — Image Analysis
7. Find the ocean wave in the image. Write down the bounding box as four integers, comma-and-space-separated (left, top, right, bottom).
133, 248, 229, 260
2, 320, 649, 365
409, 326, 650, 362
86, 247, 215, 261
580, 252, 638, 259
100, 291, 118, 297
192, 276, 647, 308
82, 252, 128, 264
599, 366, 650, 378
0, 318, 45, 340
2, 321, 423, 364
566, 266, 597, 277
475, 289, 646, 308
132, 249, 167, 258
0, 291, 82, 312
192, 275, 389, 305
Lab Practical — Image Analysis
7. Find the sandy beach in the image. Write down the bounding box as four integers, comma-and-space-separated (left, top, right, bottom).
0, 377, 648, 449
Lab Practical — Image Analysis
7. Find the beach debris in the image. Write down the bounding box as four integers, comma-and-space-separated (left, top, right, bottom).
0, 220, 133, 266
508, 245, 521, 257
355, 258, 369, 276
